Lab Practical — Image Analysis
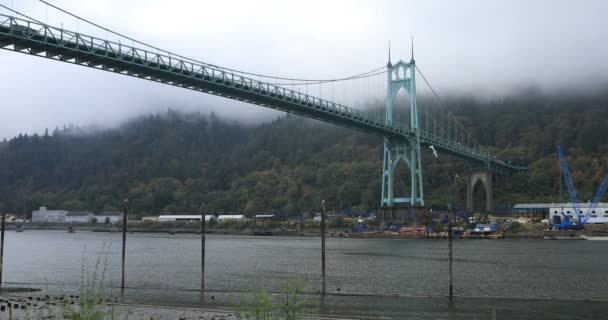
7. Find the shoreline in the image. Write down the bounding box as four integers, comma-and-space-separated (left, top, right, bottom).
3, 223, 549, 239
0, 292, 236, 320
2, 287, 608, 320
11, 222, 607, 240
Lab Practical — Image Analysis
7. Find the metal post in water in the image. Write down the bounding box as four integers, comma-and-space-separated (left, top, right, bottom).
121, 198, 128, 291
200, 206, 206, 290
448, 206, 454, 300
321, 200, 326, 295
0, 211, 5, 289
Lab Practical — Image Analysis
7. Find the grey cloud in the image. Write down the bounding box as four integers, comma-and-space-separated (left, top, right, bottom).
0, 0, 606, 138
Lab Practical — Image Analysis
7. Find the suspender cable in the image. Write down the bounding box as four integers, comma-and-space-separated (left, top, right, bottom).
37, 0, 384, 84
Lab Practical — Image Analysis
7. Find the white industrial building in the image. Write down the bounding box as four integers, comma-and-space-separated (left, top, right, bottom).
218, 215, 245, 221
158, 215, 217, 222
515, 203, 608, 224
548, 203, 608, 224
32, 207, 68, 223
65, 212, 94, 224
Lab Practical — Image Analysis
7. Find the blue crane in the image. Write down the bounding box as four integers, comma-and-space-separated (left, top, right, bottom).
555, 145, 608, 229
556, 145, 583, 228
582, 176, 608, 224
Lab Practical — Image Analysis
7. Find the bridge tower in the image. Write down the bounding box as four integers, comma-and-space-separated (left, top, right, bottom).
381, 52, 424, 210
466, 171, 493, 213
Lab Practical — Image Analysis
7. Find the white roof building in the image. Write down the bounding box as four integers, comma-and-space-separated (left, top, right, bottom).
158, 215, 217, 222
65, 212, 94, 224
32, 207, 68, 223
514, 202, 608, 209
218, 215, 245, 221
547, 203, 608, 224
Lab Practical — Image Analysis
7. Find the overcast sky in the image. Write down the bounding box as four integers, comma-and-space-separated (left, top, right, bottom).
0, 0, 607, 139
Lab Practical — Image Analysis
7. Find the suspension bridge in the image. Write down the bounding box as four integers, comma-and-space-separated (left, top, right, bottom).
0, 4, 526, 214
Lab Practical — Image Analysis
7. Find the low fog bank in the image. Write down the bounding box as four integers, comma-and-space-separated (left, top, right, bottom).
4, 87, 608, 142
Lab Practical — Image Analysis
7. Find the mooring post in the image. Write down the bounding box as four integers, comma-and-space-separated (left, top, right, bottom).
200, 207, 206, 290
121, 198, 128, 291
321, 200, 326, 295
448, 207, 454, 301
0, 211, 5, 290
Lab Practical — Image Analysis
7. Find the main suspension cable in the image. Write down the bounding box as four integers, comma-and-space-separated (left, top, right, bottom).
270, 69, 387, 86
36, 0, 384, 83
415, 65, 443, 105
416, 65, 487, 152
0, 3, 45, 25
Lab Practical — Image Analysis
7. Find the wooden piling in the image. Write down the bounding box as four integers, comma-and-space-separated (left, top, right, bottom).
321, 200, 326, 295
121, 198, 128, 291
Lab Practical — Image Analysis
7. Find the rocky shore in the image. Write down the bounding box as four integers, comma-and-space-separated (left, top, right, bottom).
0, 292, 236, 320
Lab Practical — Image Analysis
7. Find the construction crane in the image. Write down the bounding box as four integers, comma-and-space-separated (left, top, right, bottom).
581, 176, 608, 225
555, 145, 608, 229
554, 145, 583, 229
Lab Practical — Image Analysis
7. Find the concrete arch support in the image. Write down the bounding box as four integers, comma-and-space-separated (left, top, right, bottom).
466, 171, 493, 213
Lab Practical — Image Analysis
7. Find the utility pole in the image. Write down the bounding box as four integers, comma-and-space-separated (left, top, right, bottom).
0, 210, 5, 289
121, 198, 128, 291
448, 204, 454, 301
321, 199, 326, 295
200, 203, 206, 290
448, 174, 461, 302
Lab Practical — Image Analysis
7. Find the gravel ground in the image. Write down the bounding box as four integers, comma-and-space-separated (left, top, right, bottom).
0, 293, 237, 320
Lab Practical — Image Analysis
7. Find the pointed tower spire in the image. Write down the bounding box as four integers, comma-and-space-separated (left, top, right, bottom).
410, 36, 415, 63
387, 40, 393, 68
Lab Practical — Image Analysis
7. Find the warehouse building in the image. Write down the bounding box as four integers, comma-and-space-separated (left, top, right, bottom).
514, 203, 608, 224
158, 215, 217, 222
32, 207, 68, 223
65, 212, 94, 224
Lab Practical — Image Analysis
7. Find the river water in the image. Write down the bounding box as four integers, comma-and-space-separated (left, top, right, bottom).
2, 230, 608, 319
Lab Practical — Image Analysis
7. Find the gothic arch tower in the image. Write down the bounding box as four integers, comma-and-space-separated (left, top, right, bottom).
466, 171, 493, 213
381, 55, 424, 208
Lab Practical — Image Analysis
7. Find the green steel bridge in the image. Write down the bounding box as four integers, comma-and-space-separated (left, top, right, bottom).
0, 13, 526, 210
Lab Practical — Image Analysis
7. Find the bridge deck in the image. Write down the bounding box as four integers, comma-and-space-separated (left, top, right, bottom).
0, 14, 525, 174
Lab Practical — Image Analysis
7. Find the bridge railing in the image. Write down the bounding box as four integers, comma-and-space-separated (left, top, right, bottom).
421, 129, 527, 172
419, 130, 490, 163
0, 14, 412, 135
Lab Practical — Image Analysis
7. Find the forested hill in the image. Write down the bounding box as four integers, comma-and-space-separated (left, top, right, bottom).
1, 92, 608, 216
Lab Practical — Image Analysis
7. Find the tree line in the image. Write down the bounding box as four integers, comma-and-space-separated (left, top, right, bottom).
1, 92, 607, 217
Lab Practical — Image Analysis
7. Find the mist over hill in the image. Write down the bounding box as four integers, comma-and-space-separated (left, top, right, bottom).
1, 92, 607, 216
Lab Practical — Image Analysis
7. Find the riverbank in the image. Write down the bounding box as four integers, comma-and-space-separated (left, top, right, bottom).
3, 223, 530, 239
7, 221, 608, 240
1, 222, 313, 236
2, 289, 608, 320
0, 292, 236, 320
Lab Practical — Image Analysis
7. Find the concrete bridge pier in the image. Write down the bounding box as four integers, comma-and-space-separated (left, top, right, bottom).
466, 171, 493, 213
379, 205, 426, 224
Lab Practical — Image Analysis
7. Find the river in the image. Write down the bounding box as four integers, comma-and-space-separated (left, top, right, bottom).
2, 230, 607, 319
